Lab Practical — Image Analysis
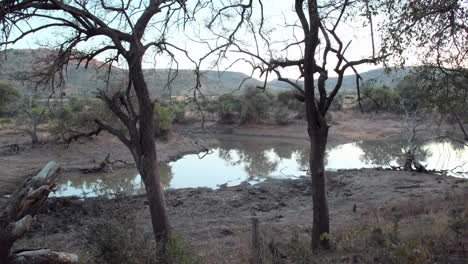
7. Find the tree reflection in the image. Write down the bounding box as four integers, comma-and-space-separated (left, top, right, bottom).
159, 162, 174, 187
55, 164, 173, 197
214, 137, 311, 179
357, 138, 430, 167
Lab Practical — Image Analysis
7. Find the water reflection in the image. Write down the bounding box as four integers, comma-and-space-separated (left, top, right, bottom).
356, 137, 430, 167
53, 136, 468, 197
52, 165, 173, 198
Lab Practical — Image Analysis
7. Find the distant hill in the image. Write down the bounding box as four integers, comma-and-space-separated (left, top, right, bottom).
0, 49, 411, 97
267, 67, 412, 92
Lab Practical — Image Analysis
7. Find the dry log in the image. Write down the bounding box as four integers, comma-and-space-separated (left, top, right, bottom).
12, 249, 78, 264
0, 161, 77, 263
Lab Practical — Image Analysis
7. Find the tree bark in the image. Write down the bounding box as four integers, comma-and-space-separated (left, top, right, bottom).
130, 60, 171, 243
302, 0, 331, 251
309, 125, 330, 250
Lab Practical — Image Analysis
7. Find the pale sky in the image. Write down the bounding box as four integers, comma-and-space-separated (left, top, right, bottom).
5, 0, 391, 81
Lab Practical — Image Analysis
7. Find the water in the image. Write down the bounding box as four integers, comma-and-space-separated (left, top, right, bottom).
52, 135, 468, 198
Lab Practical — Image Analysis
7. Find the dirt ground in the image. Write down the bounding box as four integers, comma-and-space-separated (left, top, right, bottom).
1, 109, 466, 262
14, 169, 467, 263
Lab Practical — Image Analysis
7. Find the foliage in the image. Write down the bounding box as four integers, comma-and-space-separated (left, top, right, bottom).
394, 75, 427, 112
277, 91, 296, 106
0, 83, 20, 116
48, 98, 117, 141
240, 87, 273, 123
379, 0, 468, 139
289, 231, 315, 264
154, 103, 172, 140
380, 0, 467, 70
275, 107, 290, 125
216, 93, 241, 124
360, 81, 400, 113
170, 103, 186, 124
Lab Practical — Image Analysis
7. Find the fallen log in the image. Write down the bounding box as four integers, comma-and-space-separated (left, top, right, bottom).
0, 161, 77, 263
12, 249, 78, 264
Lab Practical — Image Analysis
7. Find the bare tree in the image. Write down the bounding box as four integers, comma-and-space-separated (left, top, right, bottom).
17, 93, 45, 145
0, 0, 203, 243
207, 0, 385, 250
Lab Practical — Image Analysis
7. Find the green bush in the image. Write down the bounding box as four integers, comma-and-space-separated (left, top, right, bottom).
0, 83, 20, 116
360, 82, 400, 113
48, 98, 121, 141
154, 103, 172, 139
240, 87, 272, 123
216, 93, 241, 124
170, 104, 186, 124
275, 108, 290, 125
277, 91, 296, 106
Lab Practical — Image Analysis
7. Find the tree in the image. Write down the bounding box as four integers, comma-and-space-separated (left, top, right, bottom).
207, 0, 384, 250
0, 0, 201, 243
380, 0, 468, 140
14, 93, 47, 145
0, 83, 20, 116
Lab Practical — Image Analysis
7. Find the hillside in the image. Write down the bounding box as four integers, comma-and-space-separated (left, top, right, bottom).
0, 49, 409, 97
267, 67, 412, 92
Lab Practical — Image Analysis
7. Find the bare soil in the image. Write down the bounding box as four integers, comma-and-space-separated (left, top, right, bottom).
1, 110, 466, 262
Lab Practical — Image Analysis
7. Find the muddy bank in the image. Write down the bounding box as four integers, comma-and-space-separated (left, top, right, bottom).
14, 168, 467, 262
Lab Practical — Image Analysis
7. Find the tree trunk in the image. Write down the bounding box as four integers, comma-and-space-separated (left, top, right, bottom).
140, 154, 171, 242
309, 124, 330, 251
30, 131, 39, 145
302, 0, 330, 249
130, 60, 171, 243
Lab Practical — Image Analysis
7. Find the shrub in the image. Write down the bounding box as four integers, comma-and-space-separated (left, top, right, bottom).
328, 94, 344, 111
154, 103, 172, 139
360, 82, 400, 113
275, 108, 290, 125
48, 98, 116, 140
240, 87, 272, 123
86, 215, 200, 264
277, 91, 296, 106
0, 83, 20, 116
216, 93, 241, 124
170, 104, 186, 124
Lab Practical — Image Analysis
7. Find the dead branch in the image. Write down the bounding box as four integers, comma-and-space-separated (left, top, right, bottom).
80, 153, 133, 173
65, 127, 103, 146
0, 161, 78, 263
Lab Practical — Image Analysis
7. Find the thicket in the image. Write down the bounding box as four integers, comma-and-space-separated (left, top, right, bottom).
47, 97, 173, 141
359, 82, 401, 113
0, 83, 20, 116
48, 97, 118, 141
153, 102, 172, 140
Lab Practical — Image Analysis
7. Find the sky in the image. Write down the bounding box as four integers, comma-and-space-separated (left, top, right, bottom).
5, 0, 393, 81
